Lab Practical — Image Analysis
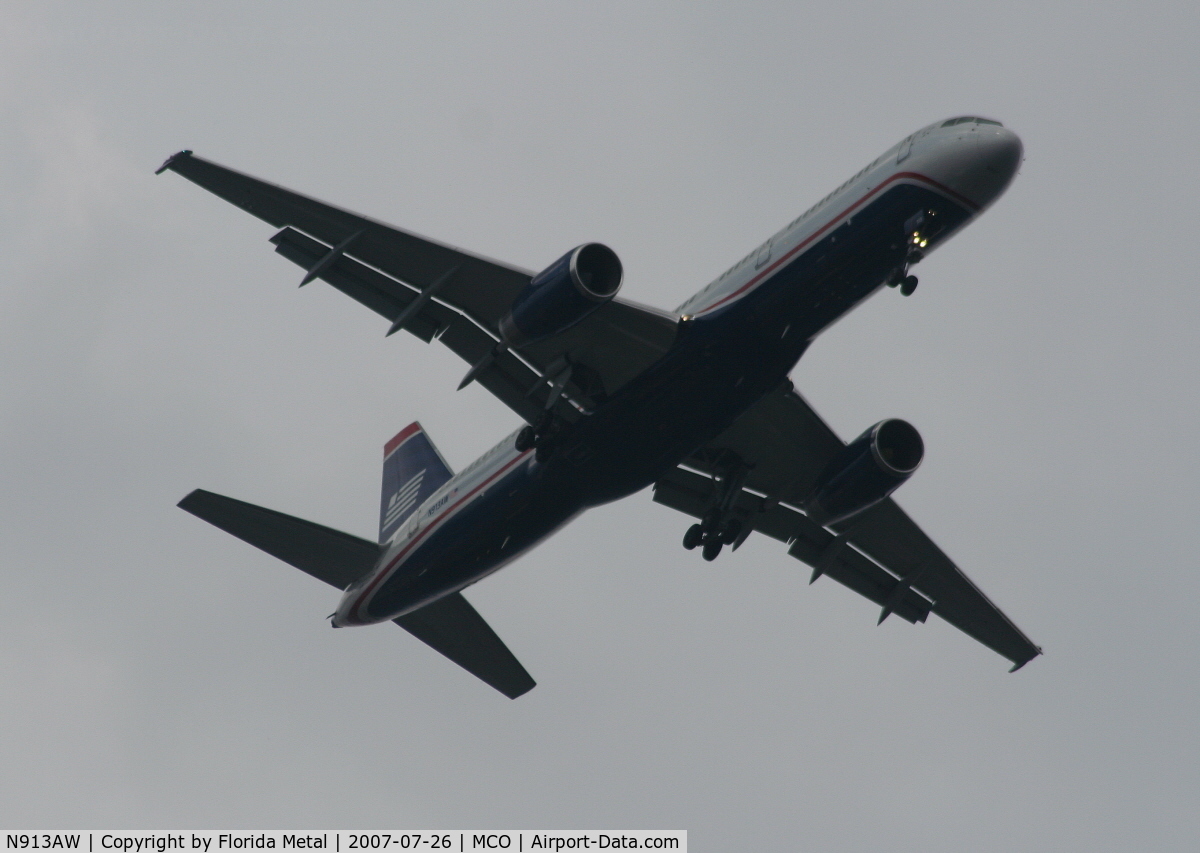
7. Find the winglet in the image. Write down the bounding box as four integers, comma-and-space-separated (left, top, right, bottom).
155, 150, 193, 175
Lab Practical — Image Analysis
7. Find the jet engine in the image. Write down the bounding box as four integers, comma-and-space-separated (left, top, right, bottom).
801, 419, 924, 526
499, 243, 623, 346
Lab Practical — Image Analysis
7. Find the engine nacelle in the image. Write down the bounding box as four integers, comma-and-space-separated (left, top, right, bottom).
801, 419, 924, 526
499, 243, 622, 346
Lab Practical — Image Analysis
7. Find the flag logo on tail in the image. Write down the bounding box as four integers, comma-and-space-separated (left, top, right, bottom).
384, 470, 425, 530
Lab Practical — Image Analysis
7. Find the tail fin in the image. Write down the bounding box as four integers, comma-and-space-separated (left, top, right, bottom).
379, 422, 454, 543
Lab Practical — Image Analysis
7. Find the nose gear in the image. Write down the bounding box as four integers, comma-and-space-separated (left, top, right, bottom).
888, 209, 940, 296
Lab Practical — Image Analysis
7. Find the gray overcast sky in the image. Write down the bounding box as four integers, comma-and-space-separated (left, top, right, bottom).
2, 1, 1198, 849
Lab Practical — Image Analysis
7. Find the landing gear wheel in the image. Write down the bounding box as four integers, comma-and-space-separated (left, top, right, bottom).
535, 443, 553, 463
720, 519, 743, 545
900, 275, 918, 296
702, 538, 723, 561
683, 524, 704, 550
515, 425, 536, 452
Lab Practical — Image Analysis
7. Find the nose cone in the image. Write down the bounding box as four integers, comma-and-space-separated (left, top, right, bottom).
978, 126, 1023, 181
922, 124, 1023, 211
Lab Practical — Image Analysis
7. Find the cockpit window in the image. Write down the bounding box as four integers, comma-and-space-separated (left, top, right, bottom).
942, 116, 1004, 127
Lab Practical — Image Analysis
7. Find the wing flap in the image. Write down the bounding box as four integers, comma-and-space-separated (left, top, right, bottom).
395, 593, 536, 699
686, 379, 840, 506
653, 468, 932, 624
178, 488, 379, 589
271, 226, 451, 342
272, 226, 564, 424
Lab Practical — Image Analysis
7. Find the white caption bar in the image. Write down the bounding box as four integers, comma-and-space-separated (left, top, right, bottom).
2, 833, 685, 853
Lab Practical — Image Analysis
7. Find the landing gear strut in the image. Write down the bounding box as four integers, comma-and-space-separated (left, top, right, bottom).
515, 411, 559, 461
516, 361, 576, 461
888, 209, 942, 296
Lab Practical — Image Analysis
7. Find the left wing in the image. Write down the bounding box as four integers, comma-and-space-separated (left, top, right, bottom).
158, 151, 677, 423
653, 382, 1041, 670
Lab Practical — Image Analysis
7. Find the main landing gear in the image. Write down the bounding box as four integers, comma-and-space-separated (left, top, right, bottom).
683, 514, 745, 561
682, 459, 750, 561
514, 412, 559, 462
516, 360, 576, 462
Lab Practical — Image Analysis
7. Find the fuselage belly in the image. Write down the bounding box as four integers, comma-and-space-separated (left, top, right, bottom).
336, 120, 1020, 626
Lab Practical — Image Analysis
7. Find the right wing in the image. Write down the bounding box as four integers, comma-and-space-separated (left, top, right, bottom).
653, 382, 1041, 670
158, 151, 677, 424
178, 489, 535, 697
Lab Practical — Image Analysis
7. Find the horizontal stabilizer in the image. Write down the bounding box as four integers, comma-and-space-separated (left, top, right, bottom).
179, 489, 533, 697
395, 593, 536, 699
178, 489, 380, 590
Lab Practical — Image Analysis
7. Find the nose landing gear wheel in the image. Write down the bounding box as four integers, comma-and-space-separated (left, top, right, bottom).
900, 275, 918, 296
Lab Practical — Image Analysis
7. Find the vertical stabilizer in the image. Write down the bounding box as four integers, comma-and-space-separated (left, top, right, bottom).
379, 422, 454, 543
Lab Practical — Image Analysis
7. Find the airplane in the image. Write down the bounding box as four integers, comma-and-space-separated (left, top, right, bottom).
161, 115, 1041, 699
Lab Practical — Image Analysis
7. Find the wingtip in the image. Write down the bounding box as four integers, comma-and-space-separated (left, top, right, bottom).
503, 679, 537, 699
176, 488, 204, 510
1008, 647, 1043, 673
155, 149, 193, 175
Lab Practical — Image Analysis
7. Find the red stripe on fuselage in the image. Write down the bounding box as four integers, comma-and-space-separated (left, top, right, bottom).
693, 171, 978, 316
349, 448, 534, 622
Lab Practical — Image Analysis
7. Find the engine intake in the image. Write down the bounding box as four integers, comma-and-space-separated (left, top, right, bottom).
801, 419, 924, 526
499, 243, 622, 346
